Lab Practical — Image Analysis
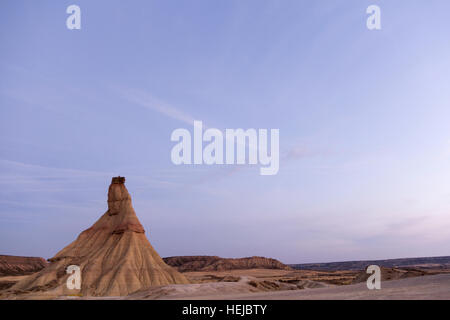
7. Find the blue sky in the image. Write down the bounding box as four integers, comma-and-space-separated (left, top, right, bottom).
1, 0, 450, 264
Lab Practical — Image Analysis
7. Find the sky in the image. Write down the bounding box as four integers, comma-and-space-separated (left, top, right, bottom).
1, 0, 450, 264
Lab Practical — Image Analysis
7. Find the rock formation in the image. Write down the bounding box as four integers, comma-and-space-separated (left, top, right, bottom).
163, 256, 292, 272
0, 255, 47, 276
9, 177, 188, 296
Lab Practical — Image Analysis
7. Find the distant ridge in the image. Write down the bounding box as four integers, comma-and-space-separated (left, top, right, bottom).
289, 256, 450, 271
164, 256, 291, 272
0, 255, 47, 276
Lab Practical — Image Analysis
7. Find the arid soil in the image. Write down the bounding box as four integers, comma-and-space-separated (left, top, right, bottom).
63, 270, 450, 300
120, 270, 450, 300
0, 276, 28, 291
4, 265, 449, 299
191, 273, 450, 300
184, 268, 358, 286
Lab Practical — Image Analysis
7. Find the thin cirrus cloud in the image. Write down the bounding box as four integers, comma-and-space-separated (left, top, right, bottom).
116, 86, 323, 175
116, 87, 197, 126
115, 86, 267, 154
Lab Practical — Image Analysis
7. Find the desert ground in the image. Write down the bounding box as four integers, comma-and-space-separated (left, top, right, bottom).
128, 268, 450, 300
2, 267, 450, 300
173, 273, 450, 300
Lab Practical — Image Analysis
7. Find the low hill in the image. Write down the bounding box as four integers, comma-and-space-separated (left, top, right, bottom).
163, 256, 291, 272
0, 255, 48, 276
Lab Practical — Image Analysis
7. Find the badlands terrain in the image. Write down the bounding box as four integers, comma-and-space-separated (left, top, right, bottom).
1, 254, 450, 299
1, 177, 449, 300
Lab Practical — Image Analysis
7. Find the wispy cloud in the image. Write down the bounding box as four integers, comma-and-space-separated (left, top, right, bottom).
115, 86, 262, 154
117, 87, 197, 126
